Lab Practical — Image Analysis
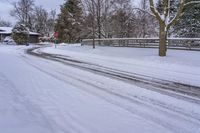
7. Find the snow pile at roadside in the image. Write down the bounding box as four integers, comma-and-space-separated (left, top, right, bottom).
39, 42, 55, 45
41, 44, 200, 86
39, 42, 81, 46
58, 43, 81, 46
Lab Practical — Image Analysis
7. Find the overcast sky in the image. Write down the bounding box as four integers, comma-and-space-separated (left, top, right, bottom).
0, 0, 140, 25
0, 0, 65, 24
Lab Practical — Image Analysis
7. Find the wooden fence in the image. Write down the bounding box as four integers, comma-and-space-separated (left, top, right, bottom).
81, 38, 200, 50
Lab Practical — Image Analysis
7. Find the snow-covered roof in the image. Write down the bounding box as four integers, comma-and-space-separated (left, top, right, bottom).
0, 27, 40, 35
0, 27, 12, 34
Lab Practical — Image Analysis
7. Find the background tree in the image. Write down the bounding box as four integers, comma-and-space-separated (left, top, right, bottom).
81, 0, 158, 39
95, 0, 103, 39
46, 10, 57, 37
149, 0, 185, 56
156, 0, 179, 37
32, 7, 56, 36
101, 0, 113, 38
82, 0, 102, 39
110, 0, 134, 38
173, 0, 200, 38
151, 0, 200, 56
12, 23, 29, 45
138, 0, 148, 37
10, 0, 35, 30
32, 6, 48, 36
10, 0, 56, 36
136, 0, 158, 38
55, 0, 84, 43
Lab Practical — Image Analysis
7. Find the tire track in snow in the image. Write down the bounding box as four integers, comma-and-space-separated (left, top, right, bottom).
0, 73, 55, 133
27, 47, 200, 103
21, 53, 200, 133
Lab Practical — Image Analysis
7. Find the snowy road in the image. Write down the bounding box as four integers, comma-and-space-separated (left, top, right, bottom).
0, 45, 200, 133
28, 47, 200, 101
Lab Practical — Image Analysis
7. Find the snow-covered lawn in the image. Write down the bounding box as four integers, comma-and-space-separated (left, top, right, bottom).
42, 44, 200, 87
0, 44, 200, 133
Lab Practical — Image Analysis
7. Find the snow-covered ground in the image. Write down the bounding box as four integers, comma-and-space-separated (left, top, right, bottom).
0, 44, 200, 133
42, 44, 200, 87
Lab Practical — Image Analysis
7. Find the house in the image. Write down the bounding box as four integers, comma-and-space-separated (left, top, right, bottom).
0, 27, 40, 43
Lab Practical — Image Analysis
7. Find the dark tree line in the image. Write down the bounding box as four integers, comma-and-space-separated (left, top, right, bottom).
55, 0, 158, 43
54, 0, 200, 44
156, 0, 200, 38
172, 0, 200, 38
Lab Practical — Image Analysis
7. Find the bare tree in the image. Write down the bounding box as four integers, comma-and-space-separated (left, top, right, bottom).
46, 10, 56, 36
96, 0, 103, 39
82, 0, 141, 38
81, 0, 157, 40
111, 0, 134, 38
101, 0, 113, 38
135, 0, 158, 38
32, 6, 48, 36
10, 0, 35, 30
149, 0, 200, 56
81, 0, 104, 39
140, 0, 148, 37
81, 0, 96, 38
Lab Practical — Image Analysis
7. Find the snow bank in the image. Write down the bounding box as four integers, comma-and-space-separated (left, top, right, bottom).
42, 44, 200, 87
58, 43, 81, 46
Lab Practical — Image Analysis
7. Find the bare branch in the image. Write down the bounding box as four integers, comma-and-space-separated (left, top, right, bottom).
132, 7, 155, 17
149, 0, 163, 22
167, 0, 185, 29
184, 1, 200, 7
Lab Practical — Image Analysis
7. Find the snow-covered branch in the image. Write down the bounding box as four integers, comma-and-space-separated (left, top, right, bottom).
149, 0, 163, 23
184, 1, 200, 7
167, 0, 185, 29
132, 7, 155, 17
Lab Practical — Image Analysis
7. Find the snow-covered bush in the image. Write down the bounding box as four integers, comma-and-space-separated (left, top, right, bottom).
3, 36, 15, 45
12, 23, 29, 45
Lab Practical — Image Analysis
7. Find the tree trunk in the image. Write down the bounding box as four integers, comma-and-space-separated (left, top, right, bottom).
97, 0, 101, 45
159, 21, 167, 56
92, 0, 95, 49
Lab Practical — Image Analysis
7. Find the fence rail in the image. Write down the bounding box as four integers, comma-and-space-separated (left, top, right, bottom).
81, 38, 200, 50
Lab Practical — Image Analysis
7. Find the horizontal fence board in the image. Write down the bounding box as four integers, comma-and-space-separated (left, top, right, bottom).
82, 38, 200, 50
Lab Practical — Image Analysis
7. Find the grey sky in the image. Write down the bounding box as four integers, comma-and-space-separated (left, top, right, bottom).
0, 0, 65, 24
